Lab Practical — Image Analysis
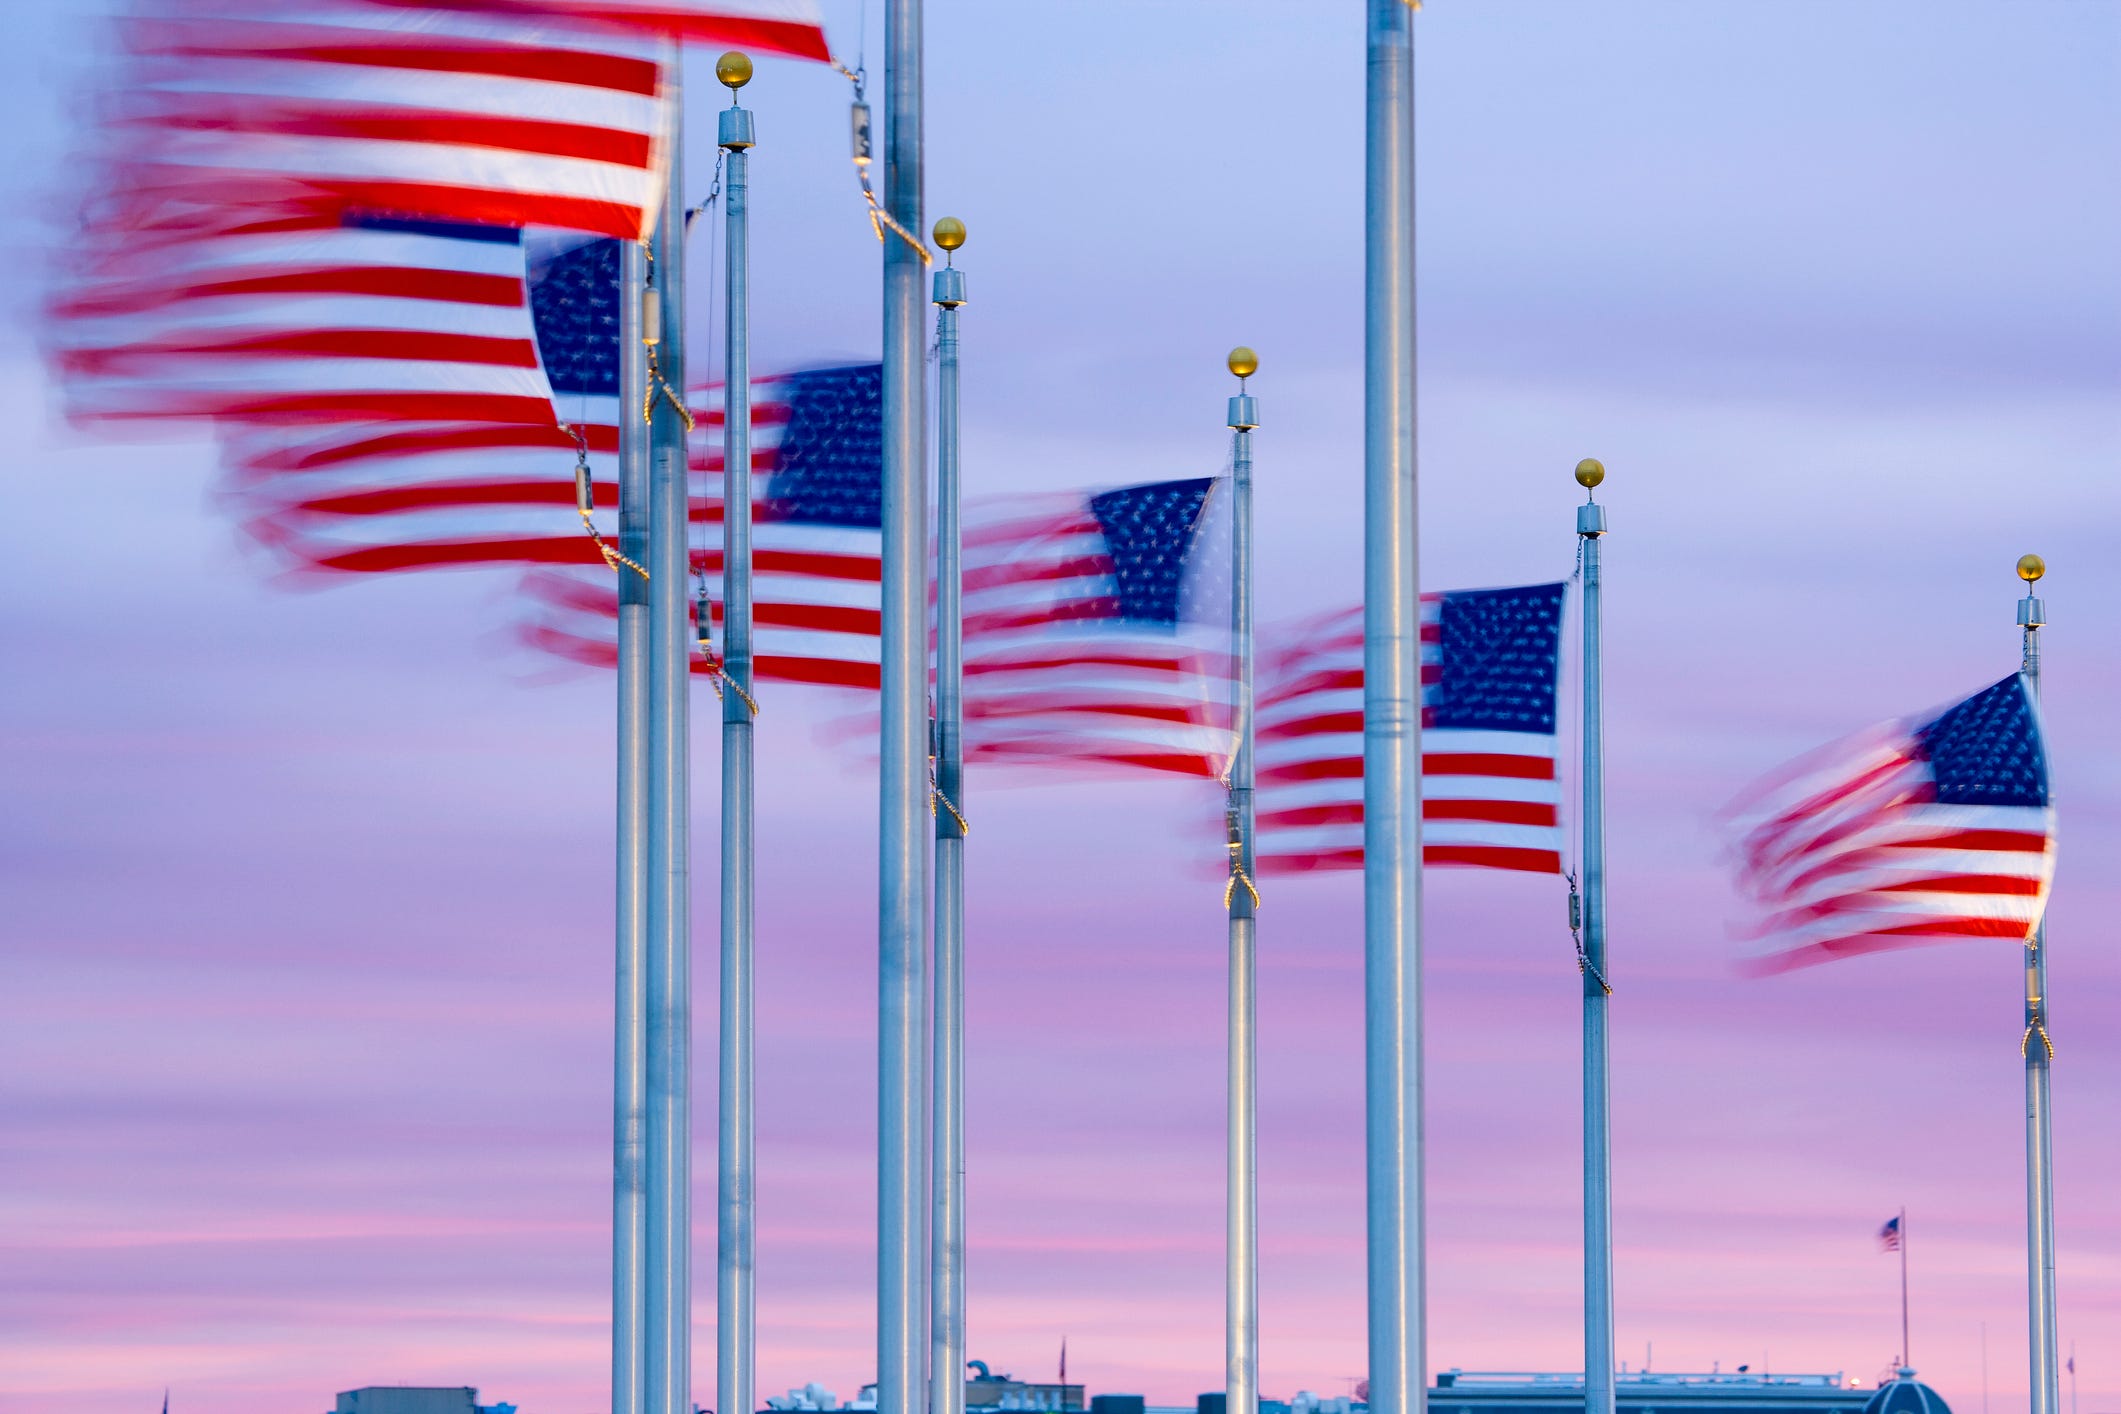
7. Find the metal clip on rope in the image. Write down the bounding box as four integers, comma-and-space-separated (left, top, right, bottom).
836, 60, 932, 264
693, 583, 759, 715
1223, 800, 1260, 912
928, 758, 969, 836
564, 423, 647, 580
1567, 874, 1612, 996
638, 284, 696, 430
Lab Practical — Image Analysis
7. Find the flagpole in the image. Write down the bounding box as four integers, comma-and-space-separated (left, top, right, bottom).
2017, 553, 2058, 1414
1575, 459, 1614, 1414
613, 227, 651, 1414
1225, 347, 1261, 1414
715, 52, 758, 1414
1899, 1207, 1910, 1369
929, 214, 969, 1414
878, 6, 930, 1414
644, 49, 693, 1414
1362, 6, 1425, 1414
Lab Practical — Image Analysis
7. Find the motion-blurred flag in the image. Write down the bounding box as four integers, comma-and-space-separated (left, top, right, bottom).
89, 0, 679, 240
1253, 583, 1567, 874
523, 363, 885, 687
960, 478, 1230, 777
525, 469, 1235, 777
1723, 673, 2056, 974
1878, 1215, 1902, 1252
389, 0, 830, 55
213, 232, 635, 571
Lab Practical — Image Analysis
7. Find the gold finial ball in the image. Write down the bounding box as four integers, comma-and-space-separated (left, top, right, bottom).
2017, 553, 2045, 584
715, 51, 753, 89
1227, 346, 1259, 379
932, 216, 966, 252
1575, 457, 1606, 489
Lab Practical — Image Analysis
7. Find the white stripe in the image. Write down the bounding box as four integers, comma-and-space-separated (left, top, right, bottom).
145, 57, 661, 133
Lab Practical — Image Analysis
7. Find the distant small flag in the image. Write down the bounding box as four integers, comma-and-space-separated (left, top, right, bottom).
1724, 674, 2056, 974
1878, 1215, 1902, 1252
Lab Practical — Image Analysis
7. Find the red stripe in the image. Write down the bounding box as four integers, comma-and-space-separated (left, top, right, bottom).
239, 422, 580, 472
1262, 708, 1361, 739
757, 655, 879, 690
1887, 828, 2051, 854
270, 178, 643, 241
758, 602, 880, 637
136, 23, 662, 95
967, 741, 1215, 778
66, 329, 539, 373
281, 478, 601, 516
1743, 916, 2036, 975
1872, 874, 2045, 897
1255, 800, 1556, 829
1427, 752, 1555, 780
1257, 845, 1561, 875
755, 547, 883, 584
65, 266, 526, 316
1258, 666, 1362, 709
86, 391, 557, 426
1257, 752, 1552, 787
1257, 802, 1362, 830
1424, 799, 1558, 826
1258, 757, 1362, 785
966, 698, 1205, 727
308, 534, 603, 573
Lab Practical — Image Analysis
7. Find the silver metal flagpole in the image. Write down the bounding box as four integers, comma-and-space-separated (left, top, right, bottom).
1574, 458, 1614, 1414
878, 5, 929, 1414
1225, 347, 1261, 1414
929, 214, 969, 1414
614, 210, 652, 1414
644, 50, 693, 1414
715, 51, 759, 1414
2017, 552, 2058, 1414
1362, 4, 1424, 1414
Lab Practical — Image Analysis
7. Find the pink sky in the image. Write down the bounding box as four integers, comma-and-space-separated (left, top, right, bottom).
3, 3, 2118, 1413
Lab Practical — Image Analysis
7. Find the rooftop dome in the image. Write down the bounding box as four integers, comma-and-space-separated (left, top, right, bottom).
1861, 1370, 1950, 1414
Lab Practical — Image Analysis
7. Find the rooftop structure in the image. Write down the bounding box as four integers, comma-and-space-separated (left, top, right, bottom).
330, 1390, 516, 1414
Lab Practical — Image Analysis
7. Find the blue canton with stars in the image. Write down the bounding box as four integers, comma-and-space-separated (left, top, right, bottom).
1428, 583, 1566, 733
527, 237, 623, 397
1915, 674, 2049, 807
1085, 478, 1216, 626
760, 364, 884, 528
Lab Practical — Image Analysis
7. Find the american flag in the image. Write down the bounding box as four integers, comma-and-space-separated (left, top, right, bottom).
1724, 673, 2056, 974
960, 478, 1229, 777
1254, 583, 1568, 874
1878, 1214, 1902, 1252
522, 362, 886, 688
214, 229, 635, 571
87, 0, 680, 241
524, 467, 1234, 776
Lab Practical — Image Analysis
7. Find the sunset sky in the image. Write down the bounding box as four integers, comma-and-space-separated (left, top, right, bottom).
4, 4, 2119, 1414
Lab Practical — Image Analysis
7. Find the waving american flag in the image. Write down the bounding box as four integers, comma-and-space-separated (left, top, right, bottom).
214, 230, 635, 572
1724, 673, 2056, 973
522, 469, 1234, 777
1254, 583, 1568, 875
85, 0, 679, 241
